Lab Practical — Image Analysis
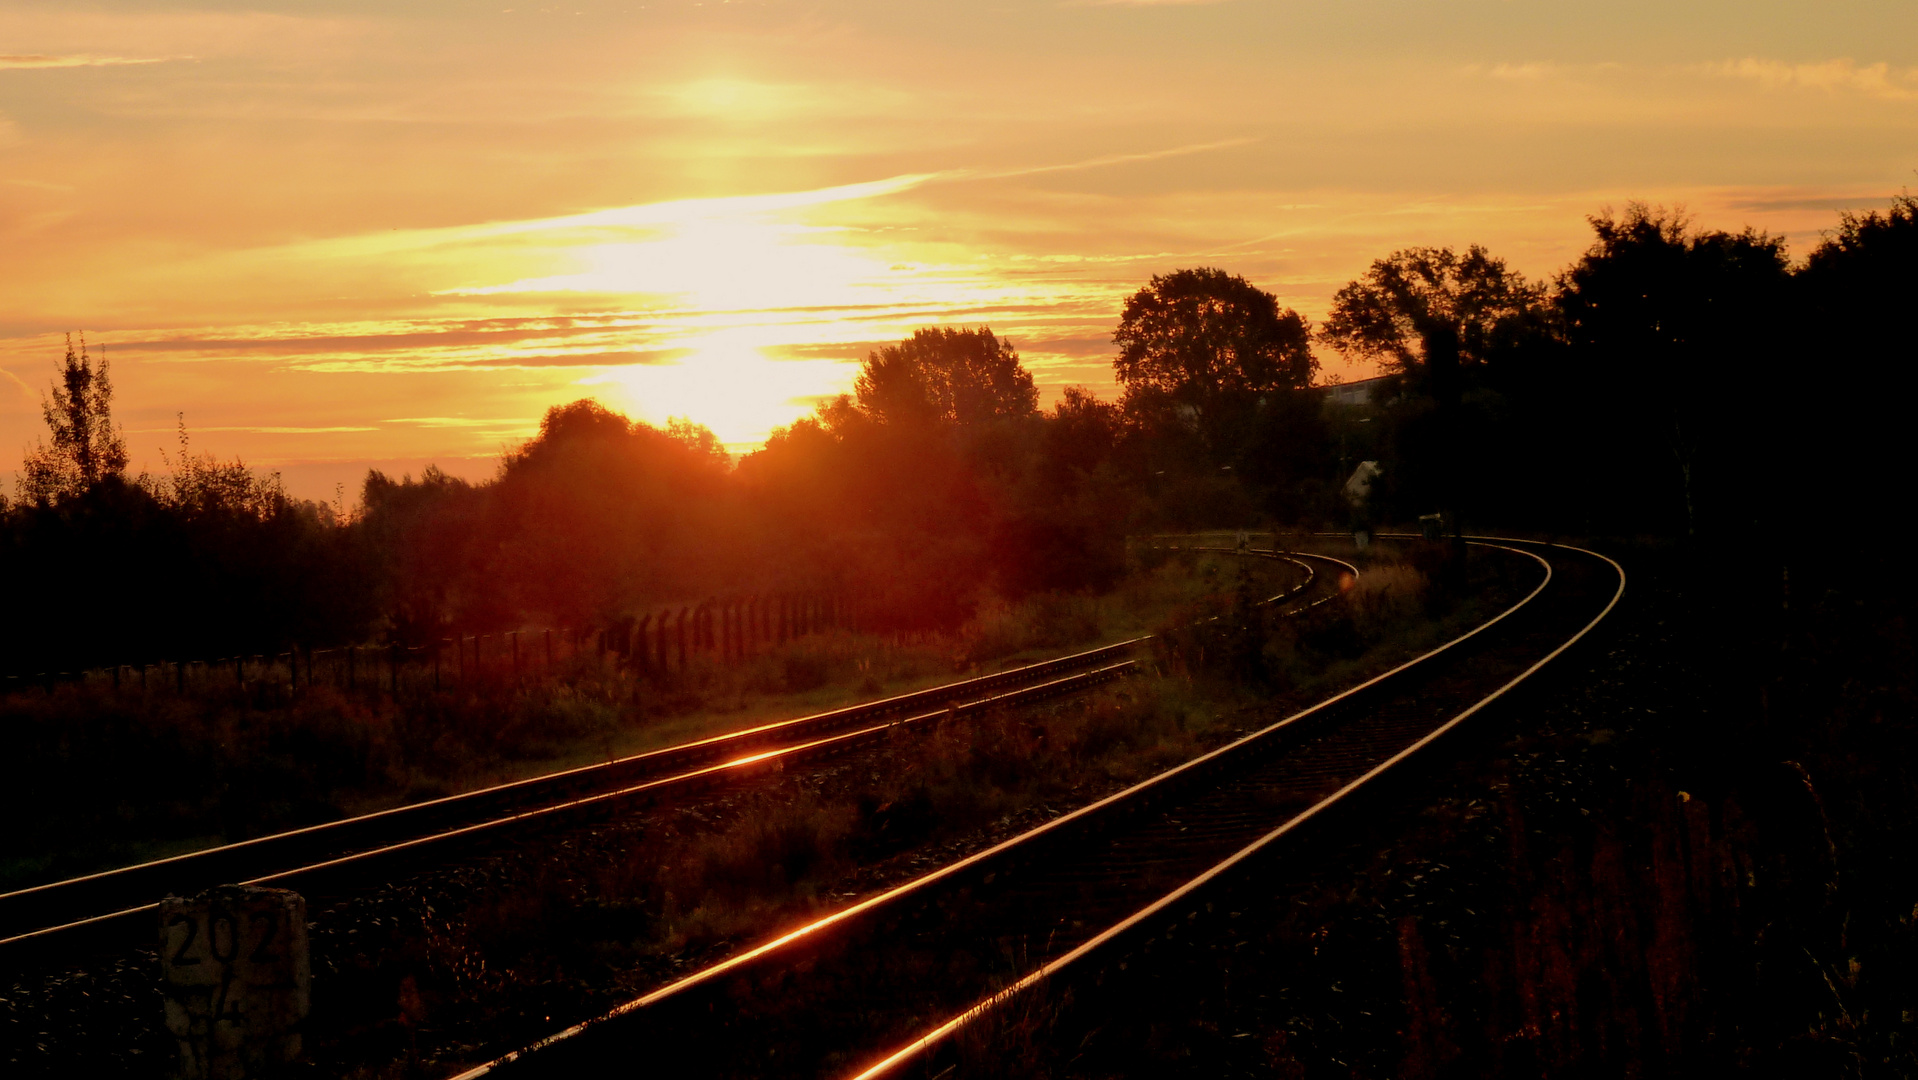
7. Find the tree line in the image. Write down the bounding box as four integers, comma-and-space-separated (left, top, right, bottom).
3, 195, 1910, 674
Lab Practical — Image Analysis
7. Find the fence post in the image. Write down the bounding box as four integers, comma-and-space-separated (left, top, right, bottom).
635, 614, 653, 675
675, 608, 688, 670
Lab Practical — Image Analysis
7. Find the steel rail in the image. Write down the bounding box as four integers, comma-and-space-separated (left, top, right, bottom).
451, 544, 1565, 1080
851, 539, 1625, 1080
1, 661, 1139, 952
2, 551, 1334, 953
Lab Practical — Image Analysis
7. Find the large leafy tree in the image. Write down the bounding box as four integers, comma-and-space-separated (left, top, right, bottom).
1112, 268, 1315, 424
1319, 245, 1546, 401
1795, 194, 1917, 529
19, 334, 128, 505
1556, 204, 1790, 535
854, 326, 1038, 427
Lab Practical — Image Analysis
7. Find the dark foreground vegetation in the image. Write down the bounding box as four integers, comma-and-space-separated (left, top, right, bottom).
973, 543, 1917, 1080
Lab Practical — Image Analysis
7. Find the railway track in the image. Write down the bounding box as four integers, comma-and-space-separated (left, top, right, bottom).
456, 537, 1622, 1080
0, 548, 1340, 958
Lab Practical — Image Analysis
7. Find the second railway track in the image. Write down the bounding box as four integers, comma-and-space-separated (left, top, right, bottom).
458, 537, 1623, 1080
2, 548, 1341, 957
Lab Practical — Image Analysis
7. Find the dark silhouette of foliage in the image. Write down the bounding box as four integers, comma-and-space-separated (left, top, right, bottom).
18, 334, 128, 505
854, 326, 1038, 426
1320, 246, 1548, 398
1555, 204, 1791, 536
1110, 269, 1323, 527
1794, 192, 1918, 534
1114, 268, 1316, 427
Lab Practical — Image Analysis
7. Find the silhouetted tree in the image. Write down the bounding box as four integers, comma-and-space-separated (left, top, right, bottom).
1795, 193, 1918, 532
1113, 268, 1316, 446
1556, 204, 1790, 536
854, 326, 1038, 426
488, 399, 735, 626
18, 334, 128, 505
1320, 246, 1547, 403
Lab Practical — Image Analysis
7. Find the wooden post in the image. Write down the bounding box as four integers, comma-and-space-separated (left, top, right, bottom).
635, 614, 653, 675
675, 608, 688, 670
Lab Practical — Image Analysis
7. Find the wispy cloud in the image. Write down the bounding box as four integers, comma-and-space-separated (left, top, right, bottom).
127, 424, 378, 434
975, 138, 1259, 181
1, 365, 36, 404
1706, 57, 1918, 101
384, 417, 538, 429
0, 54, 175, 70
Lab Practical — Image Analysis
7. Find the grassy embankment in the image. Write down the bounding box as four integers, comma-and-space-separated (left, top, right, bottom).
286, 539, 1534, 1078
0, 548, 1291, 893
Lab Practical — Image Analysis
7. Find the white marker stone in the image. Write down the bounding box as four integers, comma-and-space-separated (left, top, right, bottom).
159, 886, 310, 1079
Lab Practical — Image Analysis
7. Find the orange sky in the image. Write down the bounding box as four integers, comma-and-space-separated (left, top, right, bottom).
4, 1, 1915, 500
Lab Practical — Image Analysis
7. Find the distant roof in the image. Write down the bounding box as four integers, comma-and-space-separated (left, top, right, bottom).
1319, 375, 1393, 404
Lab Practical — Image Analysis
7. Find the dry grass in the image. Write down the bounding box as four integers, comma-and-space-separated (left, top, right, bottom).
0, 551, 1279, 893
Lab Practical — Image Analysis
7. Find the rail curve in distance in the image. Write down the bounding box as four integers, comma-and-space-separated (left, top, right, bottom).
454, 538, 1619, 1080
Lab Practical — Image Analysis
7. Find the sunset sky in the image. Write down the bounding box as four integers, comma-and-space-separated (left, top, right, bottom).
4, 1, 1914, 500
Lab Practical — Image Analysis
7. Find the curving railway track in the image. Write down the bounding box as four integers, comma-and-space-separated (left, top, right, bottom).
456, 537, 1623, 1080
0, 548, 1341, 959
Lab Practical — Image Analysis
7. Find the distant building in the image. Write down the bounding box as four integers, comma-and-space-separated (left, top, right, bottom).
1320, 375, 1395, 409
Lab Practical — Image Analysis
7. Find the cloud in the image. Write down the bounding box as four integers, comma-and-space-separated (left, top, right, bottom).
0, 54, 174, 70
974, 138, 1259, 181
128, 425, 378, 434
1, 365, 37, 405
1707, 58, 1918, 101
1487, 63, 1553, 81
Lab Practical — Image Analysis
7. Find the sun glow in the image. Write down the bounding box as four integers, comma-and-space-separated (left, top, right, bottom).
587, 328, 855, 448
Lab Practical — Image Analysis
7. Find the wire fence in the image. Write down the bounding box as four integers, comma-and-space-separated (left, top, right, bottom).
2, 590, 868, 699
